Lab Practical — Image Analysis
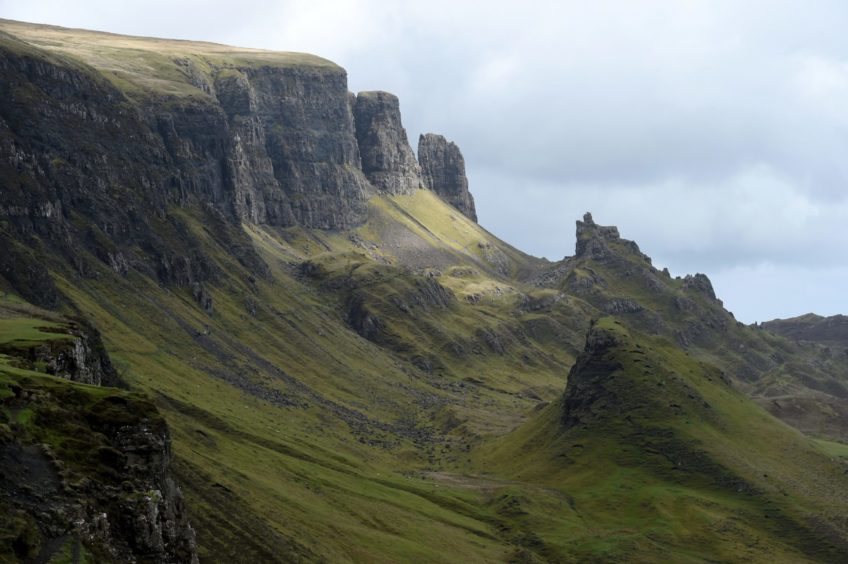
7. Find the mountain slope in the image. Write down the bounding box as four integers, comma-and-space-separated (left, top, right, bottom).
535, 213, 848, 442
477, 318, 848, 561
762, 313, 848, 350
0, 19, 846, 563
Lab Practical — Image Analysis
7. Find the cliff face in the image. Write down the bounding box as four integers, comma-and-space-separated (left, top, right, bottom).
0, 37, 369, 233
0, 374, 198, 563
0, 23, 482, 305
0, 27, 377, 305
418, 133, 477, 221
0, 300, 196, 562
0, 321, 120, 387
353, 91, 422, 195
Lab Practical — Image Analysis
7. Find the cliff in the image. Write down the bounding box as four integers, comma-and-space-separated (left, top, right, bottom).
353, 91, 422, 195
418, 133, 477, 221
0, 299, 197, 562
0, 373, 198, 562
0, 20, 481, 307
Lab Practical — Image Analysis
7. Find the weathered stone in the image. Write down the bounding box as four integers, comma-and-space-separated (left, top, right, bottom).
683, 273, 717, 301
353, 91, 421, 195
418, 133, 477, 221
573, 212, 653, 267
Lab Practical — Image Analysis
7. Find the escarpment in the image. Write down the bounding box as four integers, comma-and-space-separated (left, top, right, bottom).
0, 20, 479, 303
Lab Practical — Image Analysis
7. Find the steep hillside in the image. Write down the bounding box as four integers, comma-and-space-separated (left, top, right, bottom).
477, 318, 848, 561
535, 213, 848, 442
0, 19, 846, 563
0, 295, 197, 562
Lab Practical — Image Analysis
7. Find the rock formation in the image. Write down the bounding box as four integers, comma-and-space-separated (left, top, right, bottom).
0, 307, 197, 562
0, 378, 198, 562
0, 320, 121, 387
575, 212, 645, 261
353, 91, 422, 195
0, 25, 481, 304
418, 133, 477, 221
0, 33, 369, 241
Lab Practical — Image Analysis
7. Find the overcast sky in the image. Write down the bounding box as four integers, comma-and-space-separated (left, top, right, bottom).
3, 0, 847, 322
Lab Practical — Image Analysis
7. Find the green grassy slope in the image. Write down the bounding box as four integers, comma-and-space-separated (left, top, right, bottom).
0, 18, 339, 101
545, 216, 848, 443
476, 318, 848, 562
25, 192, 589, 562
2, 186, 846, 561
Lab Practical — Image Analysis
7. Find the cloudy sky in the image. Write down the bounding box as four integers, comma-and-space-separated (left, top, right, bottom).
3, 0, 847, 322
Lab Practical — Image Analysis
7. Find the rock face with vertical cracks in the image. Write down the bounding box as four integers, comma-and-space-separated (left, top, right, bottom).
418, 133, 477, 221
353, 91, 422, 195
0, 354, 197, 563
0, 23, 481, 302
0, 28, 376, 298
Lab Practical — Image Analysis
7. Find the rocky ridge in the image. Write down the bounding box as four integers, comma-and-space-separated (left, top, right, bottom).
761, 313, 848, 349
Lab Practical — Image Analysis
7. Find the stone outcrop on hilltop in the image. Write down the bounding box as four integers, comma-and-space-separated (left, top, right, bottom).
418, 133, 477, 221
353, 91, 422, 195
575, 212, 646, 261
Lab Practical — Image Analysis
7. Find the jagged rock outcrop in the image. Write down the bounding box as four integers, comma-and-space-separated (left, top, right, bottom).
575, 212, 648, 262
0, 370, 197, 562
0, 320, 121, 387
353, 91, 421, 195
682, 273, 718, 301
560, 322, 627, 429
418, 133, 477, 221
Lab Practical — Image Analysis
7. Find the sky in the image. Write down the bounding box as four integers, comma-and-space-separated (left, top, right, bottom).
2, 0, 847, 322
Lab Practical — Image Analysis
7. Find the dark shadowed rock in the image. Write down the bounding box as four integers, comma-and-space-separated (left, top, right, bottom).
0, 363, 197, 563
353, 91, 421, 195
683, 273, 718, 301
418, 133, 477, 221
575, 212, 643, 261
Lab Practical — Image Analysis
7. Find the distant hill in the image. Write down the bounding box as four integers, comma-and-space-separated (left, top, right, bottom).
762, 313, 848, 349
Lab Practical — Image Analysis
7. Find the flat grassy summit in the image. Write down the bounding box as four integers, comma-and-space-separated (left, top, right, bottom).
0, 18, 339, 99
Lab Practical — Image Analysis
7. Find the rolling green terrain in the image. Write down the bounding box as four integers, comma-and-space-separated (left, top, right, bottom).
0, 19, 847, 563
